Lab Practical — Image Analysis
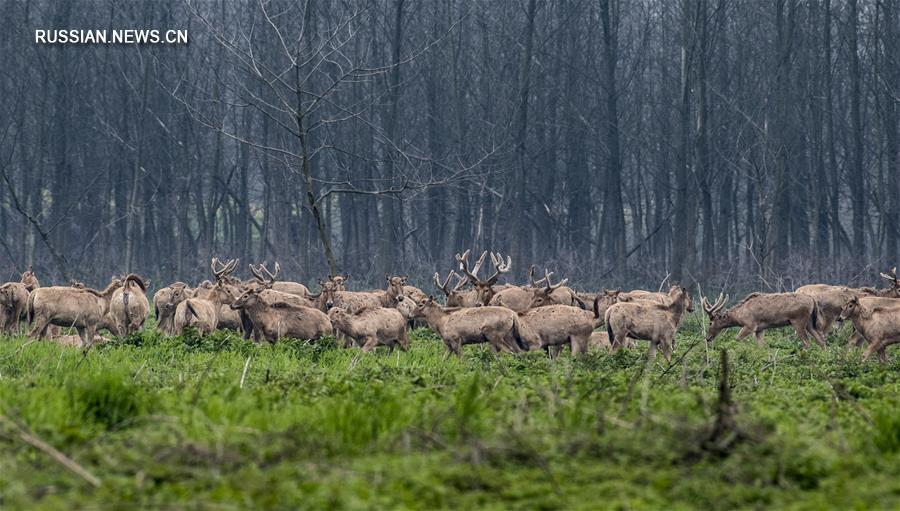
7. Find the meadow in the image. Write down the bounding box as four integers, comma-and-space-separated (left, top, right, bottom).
1, 315, 899, 510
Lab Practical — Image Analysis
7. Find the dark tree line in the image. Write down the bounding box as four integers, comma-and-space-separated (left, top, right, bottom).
0, 0, 898, 293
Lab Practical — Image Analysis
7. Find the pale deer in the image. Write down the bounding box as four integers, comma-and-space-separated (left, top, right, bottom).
702, 292, 825, 348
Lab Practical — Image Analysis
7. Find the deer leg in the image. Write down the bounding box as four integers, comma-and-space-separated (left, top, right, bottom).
29, 317, 50, 340
399, 329, 409, 352
361, 336, 378, 353
647, 340, 658, 362
734, 326, 754, 342
862, 340, 883, 362
753, 330, 766, 347
792, 320, 812, 348
661, 338, 673, 362
548, 345, 563, 358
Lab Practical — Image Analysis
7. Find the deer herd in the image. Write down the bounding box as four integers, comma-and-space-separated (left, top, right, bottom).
1, 256, 900, 363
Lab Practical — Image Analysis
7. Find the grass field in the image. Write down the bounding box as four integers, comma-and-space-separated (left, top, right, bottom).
1, 315, 899, 510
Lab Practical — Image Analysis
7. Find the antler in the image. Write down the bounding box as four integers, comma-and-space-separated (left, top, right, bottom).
701, 293, 728, 315
434, 271, 453, 295
211, 258, 238, 281
880, 267, 898, 285
485, 252, 511, 285
541, 268, 567, 291
455, 250, 483, 284
248, 263, 273, 287
529, 265, 555, 287
260, 262, 281, 282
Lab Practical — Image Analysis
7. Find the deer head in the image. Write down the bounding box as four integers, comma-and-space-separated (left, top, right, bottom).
456, 250, 510, 305
880, 267, 900, 297
701, 293, 730, 341
527, 269, 569, 308
434, 270, 469, 307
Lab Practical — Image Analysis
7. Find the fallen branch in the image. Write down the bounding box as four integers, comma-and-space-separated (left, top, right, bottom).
0, 414, 101, 487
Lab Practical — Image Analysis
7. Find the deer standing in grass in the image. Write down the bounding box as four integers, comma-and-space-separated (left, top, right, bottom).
702, 292, 825, 347
839, 297, 900, 363
605, 286, 694, 361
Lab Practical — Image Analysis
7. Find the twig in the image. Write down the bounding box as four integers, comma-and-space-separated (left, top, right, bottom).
239, 355, 252, 388
0, 414, 101, 487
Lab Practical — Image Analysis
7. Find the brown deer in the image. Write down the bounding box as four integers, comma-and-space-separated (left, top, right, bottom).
605, 285, 694, 361
328, 307, 409, 352
407, 295, 521, 358
0, 282, 29, 333
311, 275, 405, 313
194, 258, 244, 331
20, 267, 39, 292
108, 274, 151, 336
154, 282, 193, 335
456, 250, 511, 305
173, 298, 219, 336
840, 296, 900, 349
249, 262, 310, 297
702, 292, 825, 347
433, 271, 481, 307
514, 298, 604, 355
230, 287, 332, 343
489, 269, 569, 313
28, 277, 124, 347
839, 297, 900, 362
528, 266, 585, 308
796, 268, 900, 336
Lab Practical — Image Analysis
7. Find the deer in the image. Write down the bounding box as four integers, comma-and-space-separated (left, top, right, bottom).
230, 287, 332, 343
328, 307, 409, 352
605, 285, 694, 361
489, 268, 569, 313
310, 274, 405, 313
0, 282, 29, 334
28, 277, 124, 348
20, 267, 40, 292
173, 298, 219, 336
406, 295, 522, 359
701, 292, 825, 348
527, 265, 585, 308
514, 297, 605, 355
153, 282, 193, 335
796, 267, 900, 337
433, 271, 481, 307
455, 250, 511, 306
249, 262, 310, 297
107, 274, 151, 337
193, 258, 245, 331
839, 297, 900, 363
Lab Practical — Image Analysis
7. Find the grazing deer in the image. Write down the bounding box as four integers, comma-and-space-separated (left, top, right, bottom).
249, 262, 310, 297
514, 298, 605, 355
108, 274, 151, 336
839, 297, 900, 362
796, 268, 900, 336
702, 292, 825, 347
328, 307, 409, 352
456, 250, 511, 306
0, 282, 29, 334
605, 285, 694, 361
407, 295, 521, 359
154, 282, 193, 335
489, 269, 569, 313
28, 277, 124, 348
230, 287, 332, 343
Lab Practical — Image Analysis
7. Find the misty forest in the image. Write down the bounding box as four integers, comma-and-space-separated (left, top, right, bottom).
1, 0, 899, 291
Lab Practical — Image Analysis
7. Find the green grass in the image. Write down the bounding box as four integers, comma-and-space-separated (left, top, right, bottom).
1, 315, 900, 510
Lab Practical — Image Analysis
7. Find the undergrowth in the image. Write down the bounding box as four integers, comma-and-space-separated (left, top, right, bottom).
1, 317, 899, 510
